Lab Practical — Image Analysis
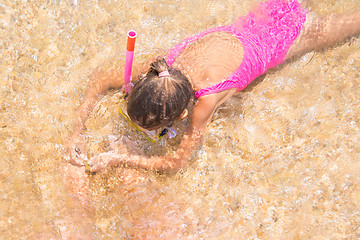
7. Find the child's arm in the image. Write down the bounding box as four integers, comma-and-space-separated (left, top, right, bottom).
66, 58, 142, 166
90, 88, 236, 173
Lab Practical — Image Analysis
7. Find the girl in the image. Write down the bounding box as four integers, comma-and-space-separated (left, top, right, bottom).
67, 0, 360, 173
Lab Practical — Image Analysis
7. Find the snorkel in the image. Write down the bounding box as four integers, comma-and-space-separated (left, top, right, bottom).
120, 30, 177, 142
122, 30, 137, 94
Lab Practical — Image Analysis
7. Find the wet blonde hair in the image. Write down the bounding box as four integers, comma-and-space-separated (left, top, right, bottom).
127, 58, 193, 129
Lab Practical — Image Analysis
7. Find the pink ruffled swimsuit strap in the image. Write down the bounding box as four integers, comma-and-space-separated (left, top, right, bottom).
166, 0, 307, 99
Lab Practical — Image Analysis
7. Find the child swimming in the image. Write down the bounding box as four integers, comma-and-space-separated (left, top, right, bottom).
66, 0, 360, 173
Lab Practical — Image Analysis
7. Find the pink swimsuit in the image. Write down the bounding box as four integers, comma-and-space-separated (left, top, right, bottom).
166, 0, 307, 98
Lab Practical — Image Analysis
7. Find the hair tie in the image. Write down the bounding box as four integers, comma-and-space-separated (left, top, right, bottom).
158, 70, 170, 78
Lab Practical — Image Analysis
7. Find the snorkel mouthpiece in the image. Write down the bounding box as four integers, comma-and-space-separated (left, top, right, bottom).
141, 126, 178, 139
159, 127, 177, 138
168, 127, 177, 138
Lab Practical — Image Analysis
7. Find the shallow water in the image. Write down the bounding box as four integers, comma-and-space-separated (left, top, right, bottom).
1, 0, 360, 239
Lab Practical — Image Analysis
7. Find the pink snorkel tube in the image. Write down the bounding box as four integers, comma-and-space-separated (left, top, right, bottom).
122, 30, 137, 94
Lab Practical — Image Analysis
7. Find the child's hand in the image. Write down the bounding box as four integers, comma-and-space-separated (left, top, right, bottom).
88, 155, 108, 173
88, 151, 120, 173
65, 133, 88, 167
90, 136, 140, 173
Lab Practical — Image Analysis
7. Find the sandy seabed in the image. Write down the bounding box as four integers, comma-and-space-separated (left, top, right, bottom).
0, 0, 359, 239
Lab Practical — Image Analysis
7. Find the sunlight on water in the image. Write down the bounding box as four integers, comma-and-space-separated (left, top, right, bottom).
1, 0, 359, 239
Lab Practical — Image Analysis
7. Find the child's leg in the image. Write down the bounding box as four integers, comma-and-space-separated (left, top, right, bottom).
286, 10, 360, 60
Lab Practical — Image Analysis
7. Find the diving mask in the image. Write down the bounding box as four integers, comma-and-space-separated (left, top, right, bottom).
119, 98, 177, 142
